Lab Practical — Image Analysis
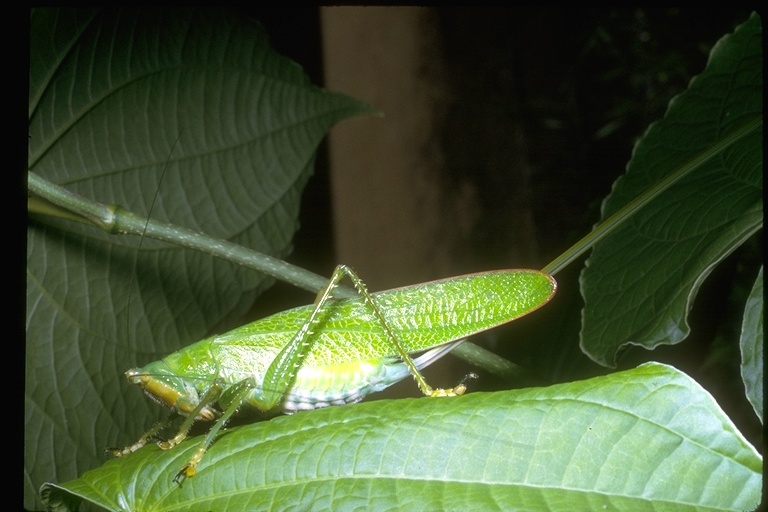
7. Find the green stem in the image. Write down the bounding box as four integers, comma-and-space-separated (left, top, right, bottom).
28, 171, 334, 295
542, 117, 762, 275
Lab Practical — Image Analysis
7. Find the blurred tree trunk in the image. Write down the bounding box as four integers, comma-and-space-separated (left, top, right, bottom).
321, 7, 539, 291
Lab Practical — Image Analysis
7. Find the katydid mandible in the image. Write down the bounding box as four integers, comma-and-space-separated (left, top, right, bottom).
115, 264, 556, 484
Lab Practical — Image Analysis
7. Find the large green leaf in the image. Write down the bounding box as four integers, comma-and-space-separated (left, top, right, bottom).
26, 8, 374, 510
580, 13, 762, 366
41, 363, 762, 511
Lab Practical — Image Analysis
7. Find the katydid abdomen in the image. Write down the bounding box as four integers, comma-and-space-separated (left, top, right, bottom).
121, 267, 556, 481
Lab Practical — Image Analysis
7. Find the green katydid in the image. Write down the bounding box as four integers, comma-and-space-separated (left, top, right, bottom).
113, 262, 556, 484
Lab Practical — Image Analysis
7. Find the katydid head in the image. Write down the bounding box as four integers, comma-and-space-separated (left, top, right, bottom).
126, 361, 219, 421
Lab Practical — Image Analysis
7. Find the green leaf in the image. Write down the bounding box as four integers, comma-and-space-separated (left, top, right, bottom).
740, 266, 763, 423
27, 8, 375, 510
41, 363, 762, 511
580, 13, 762, 366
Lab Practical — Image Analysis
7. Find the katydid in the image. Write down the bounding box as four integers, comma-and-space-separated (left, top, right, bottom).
115, 263, 556, 484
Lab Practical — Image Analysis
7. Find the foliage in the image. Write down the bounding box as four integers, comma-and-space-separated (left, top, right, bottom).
28, 8, 761, 511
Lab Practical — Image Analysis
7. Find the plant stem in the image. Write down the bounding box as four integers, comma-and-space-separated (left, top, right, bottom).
28, 171, 332, 294
542, 117, 762, 275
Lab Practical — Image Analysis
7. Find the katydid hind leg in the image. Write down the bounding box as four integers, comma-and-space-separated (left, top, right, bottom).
264, 264, 476, 409
258, 264, 355, 409
334, 265, 477, 398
